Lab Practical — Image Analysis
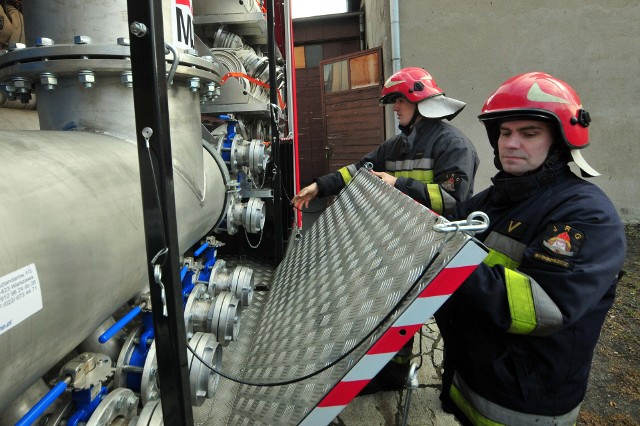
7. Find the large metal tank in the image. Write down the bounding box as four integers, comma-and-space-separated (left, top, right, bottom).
0, 0, 229, 411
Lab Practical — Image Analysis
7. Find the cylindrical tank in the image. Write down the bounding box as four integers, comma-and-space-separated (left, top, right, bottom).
23, 0, 173, 48
0, 130, 226, 411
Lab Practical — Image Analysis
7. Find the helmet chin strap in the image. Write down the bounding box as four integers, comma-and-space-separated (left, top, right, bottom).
571, 149, 600, 177
407, 105, 422, 128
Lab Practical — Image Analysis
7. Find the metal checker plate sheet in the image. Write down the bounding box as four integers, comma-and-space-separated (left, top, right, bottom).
198, 170, 472, 425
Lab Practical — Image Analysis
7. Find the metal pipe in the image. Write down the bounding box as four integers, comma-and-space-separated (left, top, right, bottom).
390, 0, 401, 74
0, 380, 49, 426
390, 0, 401, 132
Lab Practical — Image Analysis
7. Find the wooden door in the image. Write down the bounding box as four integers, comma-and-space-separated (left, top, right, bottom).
320, 48, 384, 174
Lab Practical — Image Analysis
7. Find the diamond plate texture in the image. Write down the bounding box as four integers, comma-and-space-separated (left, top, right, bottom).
195, 170, 472, 425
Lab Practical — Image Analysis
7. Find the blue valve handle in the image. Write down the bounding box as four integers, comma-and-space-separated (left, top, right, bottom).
16, 379, 69, 426
98, 306, 142, 343
194, 241, 210, 257
218, 114, 231, 120
180, 264, 189, 281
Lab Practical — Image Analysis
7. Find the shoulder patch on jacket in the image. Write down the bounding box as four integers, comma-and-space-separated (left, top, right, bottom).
441, 173, 461, 192
541, 223, 585, 257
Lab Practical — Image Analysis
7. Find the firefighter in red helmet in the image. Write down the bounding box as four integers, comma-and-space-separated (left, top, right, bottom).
292, 66, 479, 393
436, 72, 626, 425
292, 67, 479, 216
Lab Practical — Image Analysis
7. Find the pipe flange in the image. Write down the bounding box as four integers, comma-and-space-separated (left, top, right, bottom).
86, 388, 138, 426
209, 292, 240, 346
230, 265, 254, 308
114, 326, 141, 388
225, 201, 239, 235
0, 44, 221, 84
133, 399, 163, 426
207, 259, 227, 297
184, 283, 209, 338
187, 332, 222, 407
185, 283, 215, 337
140, 343, 159, 405
244, 198, 265, 234
249, 139, 268, 175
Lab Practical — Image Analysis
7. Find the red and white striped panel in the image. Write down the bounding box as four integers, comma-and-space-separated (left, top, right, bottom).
300, 240, 487, 425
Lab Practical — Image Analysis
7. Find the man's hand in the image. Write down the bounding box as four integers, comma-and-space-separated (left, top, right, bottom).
292, 182, 319, 209
371, 171, 397, 187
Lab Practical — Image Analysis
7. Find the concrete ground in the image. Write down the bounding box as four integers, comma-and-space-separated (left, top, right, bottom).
299, 199, 461, 426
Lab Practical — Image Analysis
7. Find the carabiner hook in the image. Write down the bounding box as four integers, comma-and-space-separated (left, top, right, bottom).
433, 211, 490, 235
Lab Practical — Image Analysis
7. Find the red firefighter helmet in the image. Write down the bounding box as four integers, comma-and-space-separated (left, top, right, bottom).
380, 67, 466, 120
478, 72, 599, 176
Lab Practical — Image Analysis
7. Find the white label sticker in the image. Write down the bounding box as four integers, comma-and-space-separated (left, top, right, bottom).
0, 264, 43, 336
171, 0, 194, 50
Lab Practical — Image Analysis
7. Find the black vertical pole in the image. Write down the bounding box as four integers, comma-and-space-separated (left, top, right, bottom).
266, 0, 285, 262
125, 0, 193, 424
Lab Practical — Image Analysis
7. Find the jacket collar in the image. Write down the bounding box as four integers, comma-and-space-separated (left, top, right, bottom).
490, 161, 571, 205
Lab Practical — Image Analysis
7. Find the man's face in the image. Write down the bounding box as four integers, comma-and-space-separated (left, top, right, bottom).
393, 97, 417, 126
498, 120, 554, 176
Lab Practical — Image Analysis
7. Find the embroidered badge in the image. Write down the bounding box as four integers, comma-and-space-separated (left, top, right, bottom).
541, 224, 584, 257
441, 173, 461, 192
532, 251, 572, 269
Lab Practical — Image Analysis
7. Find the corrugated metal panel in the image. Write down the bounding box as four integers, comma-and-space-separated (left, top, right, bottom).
195, 170, 483, 425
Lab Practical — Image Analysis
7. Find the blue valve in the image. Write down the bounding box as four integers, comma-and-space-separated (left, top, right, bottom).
180, 264, 189, 281
98, 305, 143, 344
194, 241, 210, 257
16, 379, 69, 426
67, 386, 108, 426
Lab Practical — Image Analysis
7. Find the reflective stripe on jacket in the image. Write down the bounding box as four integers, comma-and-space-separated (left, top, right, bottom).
314, 118, 478, 214
450, 371, 581, 426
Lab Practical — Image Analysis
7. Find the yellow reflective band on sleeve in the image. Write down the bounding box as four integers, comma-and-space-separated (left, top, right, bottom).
392, 169, 434, 185
338, 167, 352, 185
450, 385, 505, 426
427, 183, 443, 213
482, 249, 521, 270
504, 268, 537, 335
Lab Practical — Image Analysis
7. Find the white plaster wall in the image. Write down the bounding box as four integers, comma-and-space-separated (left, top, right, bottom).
363, 0, 640, 223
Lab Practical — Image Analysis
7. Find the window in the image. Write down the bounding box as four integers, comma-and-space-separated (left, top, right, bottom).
304, 45, 322, 68
294, 44, 323, 69
294, 46, 306, 69
349, 52, 379, 89
323, 60, 349, 94
322, 51, 380, 94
